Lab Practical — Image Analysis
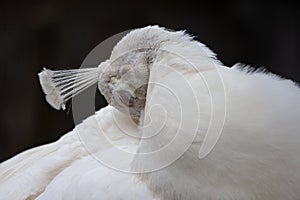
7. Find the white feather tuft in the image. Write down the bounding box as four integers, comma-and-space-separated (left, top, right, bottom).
38, 67, 101, 110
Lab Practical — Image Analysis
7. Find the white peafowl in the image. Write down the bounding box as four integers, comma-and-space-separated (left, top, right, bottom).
1, 26, 300, 200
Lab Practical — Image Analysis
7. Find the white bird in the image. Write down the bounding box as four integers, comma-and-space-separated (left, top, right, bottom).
1, 25, 300, 200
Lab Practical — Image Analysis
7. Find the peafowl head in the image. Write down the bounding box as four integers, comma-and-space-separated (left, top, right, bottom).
38, 26, 218, 123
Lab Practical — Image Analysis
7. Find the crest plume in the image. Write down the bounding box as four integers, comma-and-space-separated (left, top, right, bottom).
38, 67, 101, 110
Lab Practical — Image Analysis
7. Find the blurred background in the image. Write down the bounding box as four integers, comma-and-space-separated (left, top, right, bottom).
0, 0, 299, 162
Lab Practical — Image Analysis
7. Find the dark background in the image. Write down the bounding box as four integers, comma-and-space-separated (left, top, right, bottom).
1, 0, 299, 162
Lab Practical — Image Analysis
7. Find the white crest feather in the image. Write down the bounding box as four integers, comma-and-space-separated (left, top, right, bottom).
38, 67, 100, 110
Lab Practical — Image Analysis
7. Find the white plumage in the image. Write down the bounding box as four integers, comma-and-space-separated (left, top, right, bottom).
1, 26, 300, 199
0, 106, 157, 199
